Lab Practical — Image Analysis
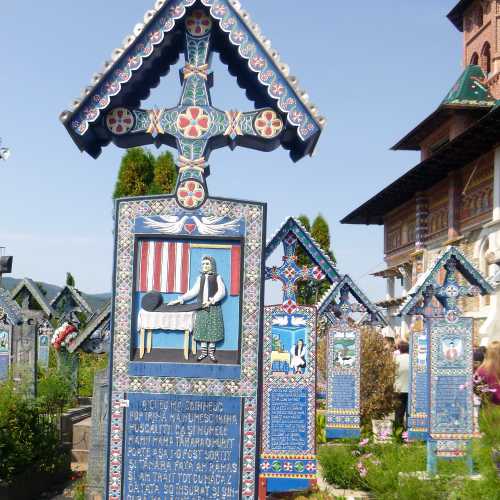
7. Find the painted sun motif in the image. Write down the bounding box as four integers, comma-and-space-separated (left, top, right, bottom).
106, 108, 134, 135
176, 180, 205, 209
177, 106, 211, 138
255, 110, 283, 138
186, 10, 212, 36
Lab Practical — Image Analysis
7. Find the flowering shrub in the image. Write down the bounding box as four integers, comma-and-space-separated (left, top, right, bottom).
473, 373, 496, 405
359, 326, 396, 425
0, 380, 68, 485
51, 322, 78, 351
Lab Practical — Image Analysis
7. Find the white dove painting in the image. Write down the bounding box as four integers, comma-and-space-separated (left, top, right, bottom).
140, 215, 242, 236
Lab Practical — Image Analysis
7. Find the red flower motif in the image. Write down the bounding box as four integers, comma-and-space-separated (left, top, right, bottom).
255, 110, 283, 138
177, 180, 205, 208
177, 107, 211, 138
186, 10, 212, 36
106, 108, 134, 135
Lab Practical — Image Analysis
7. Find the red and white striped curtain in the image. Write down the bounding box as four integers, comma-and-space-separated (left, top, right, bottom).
136, 240, 241, 296
137, 241, 190, 293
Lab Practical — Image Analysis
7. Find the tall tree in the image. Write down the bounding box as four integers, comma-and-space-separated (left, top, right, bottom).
296, 214, 335, 305
149, 151, 177, 195
66, 272, 75, 287
113, 148, 155, 199
311, 214, 336, 264
113, 148, 178, 198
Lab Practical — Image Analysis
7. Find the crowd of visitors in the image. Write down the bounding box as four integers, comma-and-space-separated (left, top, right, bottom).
383, 330, 500, 431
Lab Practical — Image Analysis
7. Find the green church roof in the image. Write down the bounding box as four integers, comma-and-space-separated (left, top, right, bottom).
442, 65, 496, 107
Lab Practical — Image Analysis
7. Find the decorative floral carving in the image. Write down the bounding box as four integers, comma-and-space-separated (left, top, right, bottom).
255, 110, 283, 138
176, 180, 205, 208
106, 108, 134, 135
176, 106, 211, 138
185, 10, 212, 36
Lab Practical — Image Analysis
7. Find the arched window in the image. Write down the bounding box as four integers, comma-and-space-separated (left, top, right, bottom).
481, 42, 491, 74
476, 5, 484, 27
470, 52, 479, 65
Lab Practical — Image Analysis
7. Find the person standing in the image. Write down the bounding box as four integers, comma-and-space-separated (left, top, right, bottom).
169, 255, 226, 363
476, 340, 500, 405
394, 341, 410, 430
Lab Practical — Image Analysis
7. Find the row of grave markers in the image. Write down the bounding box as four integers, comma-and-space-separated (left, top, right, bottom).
401, 246, 492, 474
56, 0, 493, 497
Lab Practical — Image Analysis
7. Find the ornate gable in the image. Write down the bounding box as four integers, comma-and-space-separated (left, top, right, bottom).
60, 0, 325, 161
0, 288, 23, 326
317, 274, 386, 325
51, 286, 93, 317
398, 245, 493, 316
10, 278, 54, 317
266, 217, 339, 283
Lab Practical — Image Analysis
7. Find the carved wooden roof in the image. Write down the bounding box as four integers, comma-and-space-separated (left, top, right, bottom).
60, 0, 325, 162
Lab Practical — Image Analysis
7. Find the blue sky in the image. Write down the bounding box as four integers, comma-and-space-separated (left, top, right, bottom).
0, 1, 463, 300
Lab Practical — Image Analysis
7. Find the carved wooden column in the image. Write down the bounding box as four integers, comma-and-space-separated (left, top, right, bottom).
447, 171, 461, 242
415, 192, 428, 250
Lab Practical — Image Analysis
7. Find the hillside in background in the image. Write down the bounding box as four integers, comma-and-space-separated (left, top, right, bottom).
0, 276, 110, 312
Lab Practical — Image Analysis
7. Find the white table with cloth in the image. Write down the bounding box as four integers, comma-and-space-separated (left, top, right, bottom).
137, 309, 197, 360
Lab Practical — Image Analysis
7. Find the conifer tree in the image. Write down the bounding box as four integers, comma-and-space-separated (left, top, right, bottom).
66, 272, 75, 287
149, 151, 177, 195
113, 148, 155, 199
113, 148, 178, 198
296, 214, 335, 305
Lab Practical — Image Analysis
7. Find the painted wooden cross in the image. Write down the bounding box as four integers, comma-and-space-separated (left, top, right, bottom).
265, 231, 325, 314
324, 283, 368, 325
406, 259, 480, 321
103, 8, 284, 209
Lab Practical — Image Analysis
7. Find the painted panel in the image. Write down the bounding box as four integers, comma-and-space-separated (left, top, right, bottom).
260, 306, 316, 485
428, 317, 474, 440
38, 333, 50, 369
0, 329, 9, 380
129, 236, 243, 379
107, 195, 264, 500
123, 393, 242, 499
326, 322, 361, 438
408, 329, 429, 440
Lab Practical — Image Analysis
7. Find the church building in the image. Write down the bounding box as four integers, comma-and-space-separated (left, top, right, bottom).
342, 0, 500, 341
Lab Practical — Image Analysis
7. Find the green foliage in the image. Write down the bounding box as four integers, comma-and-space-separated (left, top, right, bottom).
149, 151, 177, 195
113, 148, 177, 199
66, 272, 75, 287
480, 402, 500, 449
319, 428, 500, 499
296, 214, 335, 306
37, 366, 74, 413
360, 326, 396, 425
316, 412, 326, 445
318, 443, 365, 490
311, 215, 335, 264
77, 352, 108, 397
113, 148, 155, 199
73, 474, 87, 500
0, 379, 66, 484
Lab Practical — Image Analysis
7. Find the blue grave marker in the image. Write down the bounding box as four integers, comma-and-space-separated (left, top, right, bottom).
318, 276, 385, 440
261, 218, 338, 494
60, 1, 325, 497
398, 246, 493, 474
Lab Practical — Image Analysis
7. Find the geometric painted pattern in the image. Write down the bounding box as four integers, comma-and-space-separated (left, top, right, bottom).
64, 0, 323, 147
260, 305, 317, 477
107, 195, 265, 499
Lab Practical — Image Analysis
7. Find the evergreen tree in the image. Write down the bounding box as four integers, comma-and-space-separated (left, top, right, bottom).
113, 148, 155, 199
296, 214, 335, 305
66, 272, 75, 287
113, 148, 178, 198
149, 151, 177, 195
311, 214, 336, 264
